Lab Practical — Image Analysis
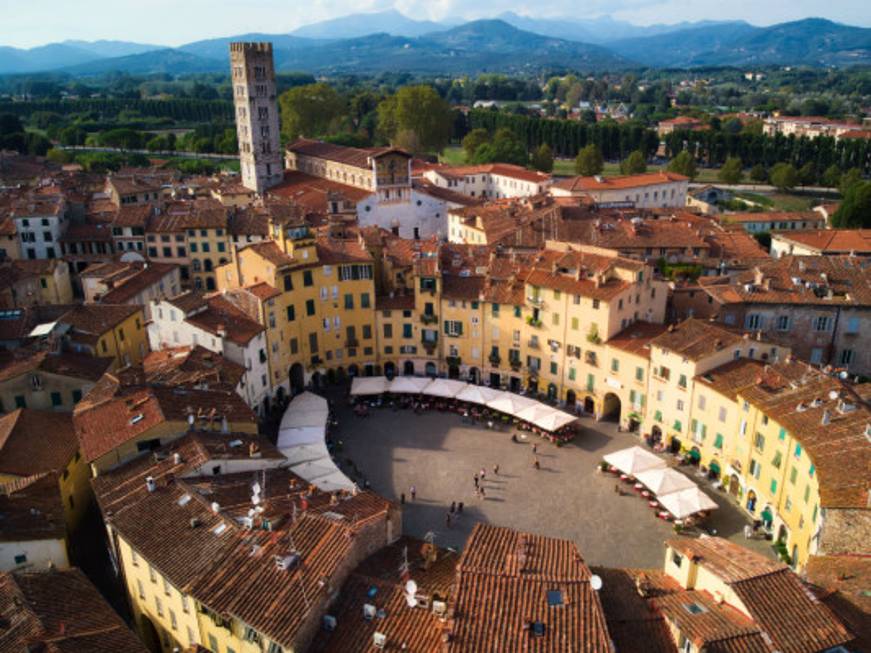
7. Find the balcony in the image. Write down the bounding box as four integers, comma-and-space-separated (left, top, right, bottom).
526, 295, 544, 308
526, 316, 542, 328
527, 338, 540, 349
346, 338, 359, 348
488, 354, 501, 367
421, 313, 438, 325
509, 359, 522, 371
446, 356, 462, 367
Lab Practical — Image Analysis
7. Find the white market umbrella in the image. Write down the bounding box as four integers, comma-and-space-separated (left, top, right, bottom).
486, 392, 538, 417
423, 378, 467, 398
455, 384, 503, 406
515, 404, 561, 427
603, 446, 667, 475
350, 376, 388, 396
634, 467, 696, 497
532, 409, 577, 433
388, 376, 431, 394
658, 486, 719, 519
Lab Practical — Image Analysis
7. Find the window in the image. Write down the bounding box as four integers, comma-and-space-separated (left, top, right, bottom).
749, 459, 761, 480
148, 565, 156, 583
444, 320, 463, 337
163, 576, 171, 596
776, 315, 790, 331
678, 374, 687, 389
550, 362, 558, 375
514, 306, 522, 318
403, 324, 413, 338
181, 595, 189, 614
790, 466, 798, 484
344, 293, 354, 309
635, 367, 644, 382
267, 643, 283, 653
794, 443, 802, 459
169, 609, 177, 630
155, 596, 163, 617
840, 349, 854, 366
208, 635, 218, 651
714, 433, 724, 449
770, 479, 778, 495
754, 433, 765, 452
772, 452, 782, 468
671, 551, 683, 567
745, 314, 762, 330
50, 391, 62, 407
303, 270, 313, 287
286, 305, 295, 321
846, 316, 860, 334
778, 427, 786, 440
697, 394, 706, 410
306, 299, 315, 316
813, 316, 831, 332
361, 293, 370, 308
611, 359, 619, 373
592, 299, 600, 309
137, 579, 145, 599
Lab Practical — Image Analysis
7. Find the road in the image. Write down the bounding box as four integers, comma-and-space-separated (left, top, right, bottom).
688, 181, 839, 195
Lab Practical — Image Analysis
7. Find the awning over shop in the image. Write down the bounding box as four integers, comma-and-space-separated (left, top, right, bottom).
350, 376, 389, 396
603, 446, 667, 476
658, 486, 719, 519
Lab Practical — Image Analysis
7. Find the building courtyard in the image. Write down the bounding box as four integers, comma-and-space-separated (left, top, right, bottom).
329, 391, 775, 569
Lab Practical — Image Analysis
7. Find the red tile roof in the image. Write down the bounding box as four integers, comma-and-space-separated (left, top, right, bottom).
446, 524, 613, 652
0, 472, 66, 543
0, 409, 77, 477
0, 567, 150, 653
552, 171, 688, 193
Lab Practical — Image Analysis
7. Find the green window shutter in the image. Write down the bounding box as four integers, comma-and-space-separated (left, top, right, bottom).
714, 434, 724, 449
457, 322, 463, 335
691, 419, 698, 432
444, 320, 449, 335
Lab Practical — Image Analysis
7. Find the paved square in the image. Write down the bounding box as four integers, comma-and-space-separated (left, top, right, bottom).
329, 395, 775, 569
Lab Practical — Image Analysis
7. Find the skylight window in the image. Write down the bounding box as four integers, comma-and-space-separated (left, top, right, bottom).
546, 590, 563, 606
683, 602, 707, 615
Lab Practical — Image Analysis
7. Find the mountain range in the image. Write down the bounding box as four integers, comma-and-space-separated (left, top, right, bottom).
1, 14, 869, 76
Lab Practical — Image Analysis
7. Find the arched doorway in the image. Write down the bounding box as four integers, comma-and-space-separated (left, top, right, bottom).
468, 367, 480, 384
601, 393, 621, 422
448, 365, 460, 379
746, 489, 757, 514
583, 396, 595, 414
566, 389, 576, 408
311, 371, 324, 389
509, 376, 521, 392
728, 474, 740, 497
384, 362, 396, 379
403, 360, 415, 376
289, 363, 305, 395
527, 376, 539, 394
425, 362, 437, 377
276, 386, 286, 404
138, 614, 161, 653
348, 364, 359, 377
364, 364, 374, 376
547, 383, 557, 401
708, 458, 721, 481
650, 425, 663, 446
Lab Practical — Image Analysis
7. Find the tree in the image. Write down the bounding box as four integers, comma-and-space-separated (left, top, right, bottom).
750, 164, 768, 183
471, 128, 527, 167
575, 143, 604, 176
462, 128, 489, 160
821, 164, 842, 189
377, 85, 451, 154
278, 83, 345, 141
667, 150, 697, 180
839, 168, 862, 196
619, 150, 647, 175
832, 181, 871, 228
769, 163, 798, 191
798, 162, 816, 186
530, 143, 554, 173
718, 157, 743, 185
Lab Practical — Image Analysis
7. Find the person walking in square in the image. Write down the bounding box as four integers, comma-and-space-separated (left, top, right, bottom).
479, 467, 486, 481
457, 501, 464, 514
445, 512, 452, 528
480, 486, 486, 499
533, 457, 540, 470
532, 443, 538, 455
450, 501, 456, 514
493, 464, 500, 476
400, 493, 406, 504
473, 474, 479, 489
410, 485, 416, 501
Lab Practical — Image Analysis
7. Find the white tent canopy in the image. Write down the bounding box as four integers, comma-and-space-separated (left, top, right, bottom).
658, 486, 719, 519
486, 392, 538, 417
455, 384, 503, 406
424, 378, 467, 398
530, 409, 577, 433
388, 376, 431, 394
634, 467, 696, 497
350, 376, 388, 396
312, 471, 357, 492
603, 446, 667, 475
279, 392, 329, 430
279, 442, 332, 466
289, 460, 337, 481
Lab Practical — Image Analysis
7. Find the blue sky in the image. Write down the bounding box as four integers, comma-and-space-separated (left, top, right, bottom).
2, 0, 868, 48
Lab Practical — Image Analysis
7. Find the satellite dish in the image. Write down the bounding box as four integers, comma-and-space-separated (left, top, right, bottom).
404, 580, 418, 596
590, 575, 603, 591
839, 371, 849, 379
828, 390, 839, 400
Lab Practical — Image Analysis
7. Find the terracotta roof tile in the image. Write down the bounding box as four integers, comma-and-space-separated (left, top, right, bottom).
0, 409, 77, 477
552, 171, 687, 193
0, 472, 66, 542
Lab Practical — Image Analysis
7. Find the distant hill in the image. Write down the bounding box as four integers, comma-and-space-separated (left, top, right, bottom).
610, 18, 871, 67
495, 12, 738, 44
58, 49, 224, 76
62, 39, 162, 58
291, 9, 451, 39
3, 14, 870, 76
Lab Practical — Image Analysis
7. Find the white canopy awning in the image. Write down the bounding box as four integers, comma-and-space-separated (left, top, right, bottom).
278, 442, 332, 466
515, 403, 560, 426
388, 376, 431, 394
423, 378, 467, 398
277, 425, 324, 449
350, 376, 388, 396
289, 460, 336, 481
531, 409, 577, 433
311, 471, 356, 492
279, 392, 329, 430
603, 446, 667, 475
455, 384, 503, 406
634, 467, 696, 497
658, 486, 719, 519
486, 392, 538, 417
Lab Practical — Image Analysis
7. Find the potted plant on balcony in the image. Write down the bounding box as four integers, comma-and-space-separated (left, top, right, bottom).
526, 315, 542, 327
586, 324, 601, 344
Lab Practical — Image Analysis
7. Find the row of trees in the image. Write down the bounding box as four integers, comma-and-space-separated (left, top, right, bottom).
0, 99, 234, 124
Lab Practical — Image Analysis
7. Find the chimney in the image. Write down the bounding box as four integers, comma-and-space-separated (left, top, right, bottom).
173, 452, 182, 465
145, 476, 156, 493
